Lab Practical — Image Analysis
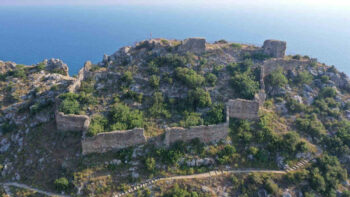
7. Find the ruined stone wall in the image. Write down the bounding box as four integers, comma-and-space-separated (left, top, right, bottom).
261, 59, 312, 78
68, 61, 92, 93
82, 128, 146, 154
227, 99, 260, 119
178, 38, 206, 54
262, 40, 287, 58
164, 123, 229, 146
55, 112, 90, 132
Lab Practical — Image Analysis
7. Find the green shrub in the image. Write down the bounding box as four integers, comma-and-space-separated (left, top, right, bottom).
87, 115, 108, 136
230, 43, 242, 49
187, 88, 212, 109
295, 114, 326, 138
231, 73, 259, 99
204, 104, 225, 125
122, 71, 133, 84
265, 67, 287, 87
205, 73, 217, 86
54, 177, 69, 191
60, 99, 80, 115
180, 112, 203, 128
36, 62, 46, 71
148, 92, 170, 119
320, 75, 329, 83
109, 103, 144, 130
319, 87, 337, 98
294, 71, 313, 85
149, 75, 160, 88
175, 67, 204, 88
264, 179, 279, 194
145, 157, 156, 172
0, 121, 18, 134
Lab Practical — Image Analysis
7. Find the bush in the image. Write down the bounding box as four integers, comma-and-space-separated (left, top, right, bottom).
175, 67, 204, 88
187, 88, 212, 109
319, 87, 337, 98
109, 103, 144, 131
264, 179, 279, 194
149, 75, 160, 88
60, 99, 80, 114
265, 67, 287, 88
320, 75, 329, 83
54, 177, 69, 191
148, 92, 170, 119
205, 73, 217, 86
180, 112, 203, 128
87, 115, 108, 136
230, 43, 242, 49
145, 157, 156, 172
294, 71, 313, 85
295, 114, 326, 138
0, 121, 18, 134
231, 73, 259, 99
122, 71, 133, 85
204, 104, 225, 125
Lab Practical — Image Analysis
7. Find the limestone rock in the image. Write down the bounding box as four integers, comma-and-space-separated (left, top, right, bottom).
44, 58, 69, 76
178, 38, 206, 54
262, 40, 287, 58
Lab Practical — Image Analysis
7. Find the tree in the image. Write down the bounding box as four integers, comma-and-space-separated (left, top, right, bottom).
204, 104, 225, 125
109, 103, 144, 130
180, 112, 203, 128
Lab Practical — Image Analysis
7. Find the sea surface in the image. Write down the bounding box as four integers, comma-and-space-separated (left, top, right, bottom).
0, 5, 349, 75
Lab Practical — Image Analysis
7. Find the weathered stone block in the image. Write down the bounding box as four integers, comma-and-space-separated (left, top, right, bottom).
68, 61, 92, 93
82, 128, 146, 154
55, 112, 90, 132
164, 123, 229, 146
227, 99, 259, 119
178, 38, 206, 54
262, 40, 287, 58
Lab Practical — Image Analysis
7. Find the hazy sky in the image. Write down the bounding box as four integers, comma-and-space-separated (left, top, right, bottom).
1, 0, 350, 8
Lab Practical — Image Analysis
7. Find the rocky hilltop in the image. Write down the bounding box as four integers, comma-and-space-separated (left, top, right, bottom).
0, 38, 350, 196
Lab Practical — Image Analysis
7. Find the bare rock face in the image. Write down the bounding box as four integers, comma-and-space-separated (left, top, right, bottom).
44, 58, 69, 76
178, 38, 206, 54
262, 40, 287, 58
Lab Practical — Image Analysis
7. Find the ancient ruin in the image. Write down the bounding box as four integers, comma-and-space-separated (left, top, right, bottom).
81, 128, 146, 154
55, 112, 90, 132
178, 38, 206, 54
227, 99, 260, 119
262, 40, 287, 58
164, 123, 229, 147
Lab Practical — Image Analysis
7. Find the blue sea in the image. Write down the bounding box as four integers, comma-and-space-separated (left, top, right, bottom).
0, 5, 349, 75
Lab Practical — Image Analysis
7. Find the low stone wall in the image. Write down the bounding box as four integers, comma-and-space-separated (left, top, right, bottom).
55, 112, 90, 132
164, 123, 229, 146
68, 61, 92, 93
82, 128, 146, 154
227, 99, 259, 119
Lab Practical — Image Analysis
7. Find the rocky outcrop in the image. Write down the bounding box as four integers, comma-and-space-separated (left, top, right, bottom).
227, 99, 260, 119
164, 123, 229, 146
178, 38, 206, 54
68, 61, 92, 92
0, 60, 16, 74
262, 40, 287, 58
55, 112, 90, 132
81, 128, 146, 154
44, 58, 69, 76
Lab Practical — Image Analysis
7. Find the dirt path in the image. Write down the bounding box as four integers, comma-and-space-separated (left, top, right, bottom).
0, 182, 69, 197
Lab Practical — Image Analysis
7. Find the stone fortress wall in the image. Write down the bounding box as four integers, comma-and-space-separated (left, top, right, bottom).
56, 38, 292, 154
81, 128, 147, 155
55, 112, 90, 132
